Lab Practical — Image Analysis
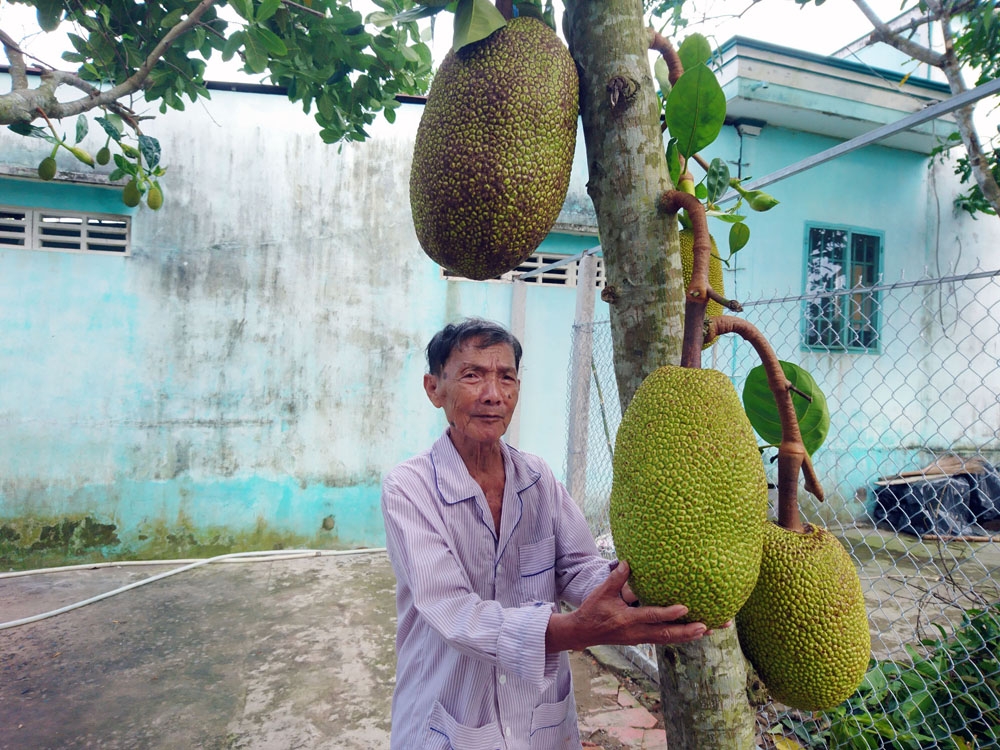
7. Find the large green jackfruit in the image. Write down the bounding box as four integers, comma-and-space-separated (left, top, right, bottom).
737, 522, 871, 711
609, 365, 769, 628
409, 17, 578, 280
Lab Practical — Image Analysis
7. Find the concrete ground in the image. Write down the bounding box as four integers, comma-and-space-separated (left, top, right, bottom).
0, 551, 667, 750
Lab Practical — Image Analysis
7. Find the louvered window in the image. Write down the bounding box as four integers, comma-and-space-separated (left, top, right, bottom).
0, 206, 130, 255
442, 251, 605, 287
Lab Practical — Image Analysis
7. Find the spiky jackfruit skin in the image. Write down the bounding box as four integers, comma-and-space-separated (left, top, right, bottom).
737, 522, 871, 712
409, 18, 578, 280
609, 366, 768, 628
679, 229, 724, 348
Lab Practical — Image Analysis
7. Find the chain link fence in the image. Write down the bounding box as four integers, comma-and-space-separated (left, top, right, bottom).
566, 266, 1000, 747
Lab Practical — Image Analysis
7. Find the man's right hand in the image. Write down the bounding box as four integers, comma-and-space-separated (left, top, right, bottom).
544, 560, 710, 653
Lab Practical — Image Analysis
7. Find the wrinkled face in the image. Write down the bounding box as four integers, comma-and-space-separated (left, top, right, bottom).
424, 338, 520, 448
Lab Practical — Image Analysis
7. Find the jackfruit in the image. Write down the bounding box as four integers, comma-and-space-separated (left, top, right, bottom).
737, 522, 871, 711
679, 229, 724, 348
38, 157, 57, 181
609, 365, 768, 628
409, 17, 578, 280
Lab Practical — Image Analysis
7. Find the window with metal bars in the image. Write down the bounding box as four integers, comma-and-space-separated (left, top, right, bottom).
0, 205, 130, 255
441, 252, 605, 287
802, 224, 882, 352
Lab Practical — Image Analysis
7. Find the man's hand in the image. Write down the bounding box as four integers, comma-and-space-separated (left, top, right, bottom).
545, 561, 710, 653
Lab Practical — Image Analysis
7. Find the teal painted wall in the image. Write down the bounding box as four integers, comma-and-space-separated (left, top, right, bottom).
0, 84, 606, 567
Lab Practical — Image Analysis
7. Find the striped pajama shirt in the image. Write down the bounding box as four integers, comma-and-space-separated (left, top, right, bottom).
382, 430, 614, 749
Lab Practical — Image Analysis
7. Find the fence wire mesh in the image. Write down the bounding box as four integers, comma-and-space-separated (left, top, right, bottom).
566, 266, 1000, 748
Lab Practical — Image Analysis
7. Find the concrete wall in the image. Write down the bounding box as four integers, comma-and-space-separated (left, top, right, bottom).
0, 82, 602, 566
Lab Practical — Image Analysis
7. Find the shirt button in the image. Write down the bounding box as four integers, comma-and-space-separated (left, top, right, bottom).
499, 674, 507, 685
505, 727, 512, 737
496, 564, 503, 574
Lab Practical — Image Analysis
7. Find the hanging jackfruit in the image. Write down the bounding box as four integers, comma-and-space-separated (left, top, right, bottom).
609, 365, 768, 628
679, 228, 724, 348
737, 522, 871, 711
409, 17, 578, 280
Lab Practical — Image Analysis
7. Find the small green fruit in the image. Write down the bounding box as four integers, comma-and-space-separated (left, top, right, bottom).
96, 146, 111, 165
146, 186, 163, 211
122, 179, 141, 207
38, 157, 57, 181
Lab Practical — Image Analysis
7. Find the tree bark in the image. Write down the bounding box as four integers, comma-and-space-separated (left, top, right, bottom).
563, 1, 756, 747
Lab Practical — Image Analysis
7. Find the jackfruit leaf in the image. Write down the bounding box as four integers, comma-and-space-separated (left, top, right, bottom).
653, 57, 672, 96
453, 0, 506, 52
728, 221, 749, 254
677, 33, 713, 71
742, 361, 830, 456
394, 5, 447, 23
138, 135, 161, 169
665, 138, 681, 185
95, 115, 123, 141
664, 64, 726, 158
705, 210, 746, 223
706, 157, 729, 202
75, 114, 88, 144
8, 122, 48, 139
35, 0, 62, 31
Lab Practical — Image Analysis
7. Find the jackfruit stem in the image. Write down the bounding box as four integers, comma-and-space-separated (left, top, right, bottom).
658, 189, 713, 369
495, 0, 514, 20
649, 29, 683, 86
708, 315, 826, 532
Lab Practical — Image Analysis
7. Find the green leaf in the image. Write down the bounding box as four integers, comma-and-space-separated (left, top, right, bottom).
678, 33, 713, 71
222, 30, 245, 62
8, 123, 48, 138
366, 11, 396, 27
664, 63, 726, 158
35, 0, 63, 32
653, 57, 672, 97
138, 135, 161, 169
243, 30, 270, 73
742, 361, 830, 455
453, 0, 506, 52
229, 0, 254, 21
257, 0, 282, 22
95, 115, 123, 141
728, 221, 749, 254
161, 8, 185, 28
74, 114, 88, 144
393, 5, 446, 23
251, 25, 288, 56
665, 139, 681, 185
706, 157, 730, 202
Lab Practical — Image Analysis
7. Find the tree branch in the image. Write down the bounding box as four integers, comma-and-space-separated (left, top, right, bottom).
1, 0, 218, 125
707, 315, 825, 533
0, 28, 28, 90
649, 28, 683, 85
850, 0, 944, 67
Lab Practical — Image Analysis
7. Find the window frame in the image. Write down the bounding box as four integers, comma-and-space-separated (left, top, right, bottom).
801, 222, 883, 354
0, 204, 131, 256
441, 251, 605, 288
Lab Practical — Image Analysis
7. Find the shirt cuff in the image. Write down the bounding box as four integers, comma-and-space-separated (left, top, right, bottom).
497, 601, 559, 690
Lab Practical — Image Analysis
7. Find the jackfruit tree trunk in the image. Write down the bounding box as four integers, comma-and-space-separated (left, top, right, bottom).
562, 2, 756, 747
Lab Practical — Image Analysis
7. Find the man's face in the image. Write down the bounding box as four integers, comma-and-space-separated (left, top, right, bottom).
424, 338, 520, 447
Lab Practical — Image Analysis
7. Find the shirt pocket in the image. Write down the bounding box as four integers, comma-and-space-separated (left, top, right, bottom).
529, 693, 577, 749
425, 700, 505, 750
518, 535, 556, 603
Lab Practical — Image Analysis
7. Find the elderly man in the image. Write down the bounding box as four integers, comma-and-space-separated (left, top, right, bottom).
381, 318, 709, 749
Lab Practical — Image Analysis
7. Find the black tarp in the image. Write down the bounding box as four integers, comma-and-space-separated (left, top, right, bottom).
871, 459, 1000, 538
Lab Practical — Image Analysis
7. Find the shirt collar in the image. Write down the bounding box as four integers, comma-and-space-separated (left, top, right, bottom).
430, 430, 540, 505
